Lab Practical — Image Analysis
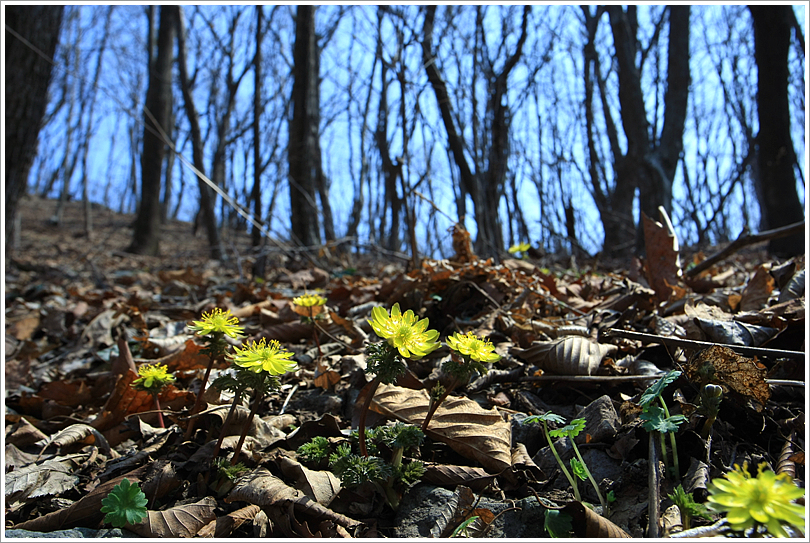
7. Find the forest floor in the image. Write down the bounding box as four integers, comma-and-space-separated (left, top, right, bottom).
4, 196, 806, 538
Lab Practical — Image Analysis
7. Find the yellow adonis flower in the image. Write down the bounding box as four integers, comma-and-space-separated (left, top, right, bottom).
707, 462, 805, 537
188, 308, 244, 339
291, 294, 327, 317
132, 363, 175, 393
368, 303, 441, 359
230, 338, 298, 375
446, 331, 501, 363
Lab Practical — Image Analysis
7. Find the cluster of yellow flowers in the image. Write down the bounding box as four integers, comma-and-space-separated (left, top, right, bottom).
191, 308, 298, 376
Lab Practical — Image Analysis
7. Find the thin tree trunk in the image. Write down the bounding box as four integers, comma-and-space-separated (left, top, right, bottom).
127, 5, 176, 256
251, 5, 264, 248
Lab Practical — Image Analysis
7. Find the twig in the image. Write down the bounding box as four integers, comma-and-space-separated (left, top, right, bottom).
685, 220, 805, 278
604, 328, 805, 360
278, 383, 299, 416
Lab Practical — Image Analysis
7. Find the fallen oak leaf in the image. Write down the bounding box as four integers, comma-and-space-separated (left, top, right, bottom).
225, 468, 360, 529
127, 496, 217, 538
370, 383, 511, 474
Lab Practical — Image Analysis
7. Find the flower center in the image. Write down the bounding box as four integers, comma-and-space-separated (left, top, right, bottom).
394, 324, 414, 345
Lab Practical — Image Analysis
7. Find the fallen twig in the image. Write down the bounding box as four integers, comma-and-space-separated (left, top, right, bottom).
685, 220, 805, 278
604, 328, 805, 360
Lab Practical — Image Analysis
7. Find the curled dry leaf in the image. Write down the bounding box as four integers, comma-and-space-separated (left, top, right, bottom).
370, 383, 511, 474
36, 423, 115, 459
128, 496, 217, 538
421, 462, 497, 493
225, 468, 360, 529
561, 500, 632, 538
197, 504, 262, 538
510, 336, 617, 375
5, 454, 84, 504
276, 453, 342, 506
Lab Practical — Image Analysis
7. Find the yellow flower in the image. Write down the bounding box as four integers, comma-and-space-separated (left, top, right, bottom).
291, 294, 327, 317
230, 338, 297, 375
368, 303, 440, 359
446, 331, 501, 363
707, 462, 805, 537
132, 363, 175, 393
189, 308, 244, 338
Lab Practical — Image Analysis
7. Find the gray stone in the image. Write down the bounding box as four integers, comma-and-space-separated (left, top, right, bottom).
573, 394, 620, 445
394, 484, 548, 538
5, 528, 140, 538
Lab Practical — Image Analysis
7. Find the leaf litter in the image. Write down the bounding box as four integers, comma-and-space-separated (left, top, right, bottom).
4, 198, 806, 537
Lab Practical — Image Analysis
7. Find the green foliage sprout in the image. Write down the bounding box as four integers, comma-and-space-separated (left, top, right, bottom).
668, 484, 711, 530
297, 435, 331, 463
524, 413, 581, 502
549, 417, 606, 512
100, 478, 148, 528
639, 370, 684, 479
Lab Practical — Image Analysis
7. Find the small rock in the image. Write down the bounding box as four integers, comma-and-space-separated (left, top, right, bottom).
573, 394, 620, 444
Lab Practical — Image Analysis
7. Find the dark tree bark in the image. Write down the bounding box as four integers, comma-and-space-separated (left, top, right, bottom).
601, 6, 690, 255
251, 5, 264, 248
288, 5, 323, 247
126, 5, 176, 255
750, 6, 805, 256
5, 5, 64, 255
175, 6, 224, 261
422, 6, 529, 258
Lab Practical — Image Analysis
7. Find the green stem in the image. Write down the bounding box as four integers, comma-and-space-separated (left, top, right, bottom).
659, 397, 680, 479
184, 342, 225, 440
570, 440, 606, 512
544, 421, 580, 501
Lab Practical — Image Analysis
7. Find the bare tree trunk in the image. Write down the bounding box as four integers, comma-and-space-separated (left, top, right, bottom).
127, 5, 176, 256
288, 5, 322, 247
175, 6, 224, 261
422, 6, 529, 258
750, 6, 805, 256
251, 5, 264, 248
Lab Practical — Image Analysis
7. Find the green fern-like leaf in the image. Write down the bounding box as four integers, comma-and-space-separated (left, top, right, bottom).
100, 479, 148, 528
638, 370, 681, 407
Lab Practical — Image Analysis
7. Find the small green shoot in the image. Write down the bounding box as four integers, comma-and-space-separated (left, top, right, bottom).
297, 435, 331, 463
524, 413, 581, 501
668, 484, 711, 529
100, 478, 148, 528
544, 509, 573, 538
639, 370, 684, 479
549, 417, 606, 513
451, 516, 480, 538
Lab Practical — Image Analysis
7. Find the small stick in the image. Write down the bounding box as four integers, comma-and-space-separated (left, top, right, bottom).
604, 328, 804, 360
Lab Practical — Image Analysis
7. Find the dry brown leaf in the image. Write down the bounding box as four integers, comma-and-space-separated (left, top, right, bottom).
510, 336, 617, 375
421, 462, 496, 493
642, 211, 681, 303
740, 264, 775, 311
225, 468, 360, 529
11, 466, 148, 533
684, 345, 770, 411
562, 500, 632, 538
197, 504, 262, 538
128, 496, 217, 538
37, 423, 114, 458
370, 383, 511, 473
276, 453, 342, 506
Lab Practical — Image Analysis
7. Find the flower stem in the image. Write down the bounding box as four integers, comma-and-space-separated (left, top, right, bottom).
358, 376, 381, 457
184, 353, 222, 440
211, 394, 242, 460
421, 376, 459, 432
231, 377, 266, 466
153, 394, 165, 428
544, 420, 580, 501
